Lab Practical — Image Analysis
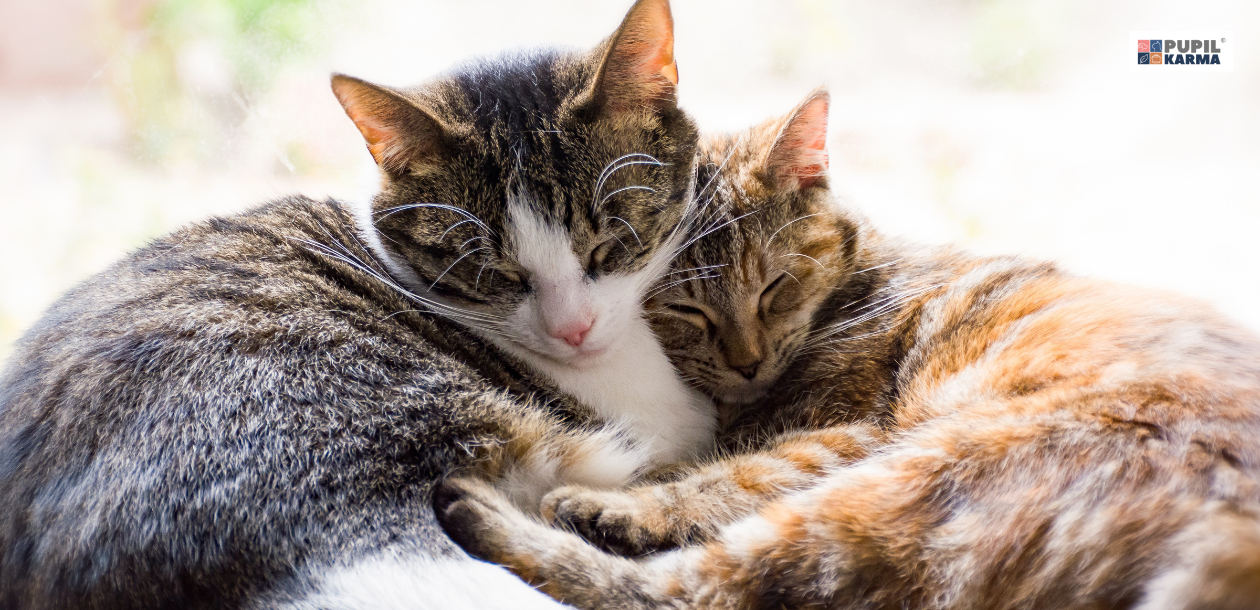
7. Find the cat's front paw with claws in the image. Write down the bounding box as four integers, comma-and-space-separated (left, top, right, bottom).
542, 485, 700, 556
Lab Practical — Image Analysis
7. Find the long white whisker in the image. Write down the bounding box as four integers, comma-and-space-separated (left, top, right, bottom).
596, 153, 661, 183
475, 259, 491, 291
850, 257, 905, 276
679, 209, 760, 252
780, 252, 826, 271
665, 264, 728, 277
591, 154, 662, 209
439, 219, 478, 243
804, 283, 948, 347
802, 322, 914, 357
815, 290, 916, 334
607, 233, 632, 256
766, 213, 821, 247
313, 219, 393, 279
598, 185, 656, 209
694, 136, 743, 201
643, 273, 721, 302
430, 247, 490, 291
834, 282, 911, 314
631, 153, 732, 299
460, 236, 492, 251
376, 203, 493, 237
288, 237, 502, 327
592, 158, 663, 211
300, 242, 493, 326
608, 216, 643, 247
810, 291, 911, 336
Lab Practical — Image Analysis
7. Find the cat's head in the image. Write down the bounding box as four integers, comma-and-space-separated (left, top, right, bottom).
332, 0, 697, 369
649, 90, 860, 404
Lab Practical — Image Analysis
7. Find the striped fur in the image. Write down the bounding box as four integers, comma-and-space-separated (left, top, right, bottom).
0, 2, 711, 608
436, 91, 1260, 610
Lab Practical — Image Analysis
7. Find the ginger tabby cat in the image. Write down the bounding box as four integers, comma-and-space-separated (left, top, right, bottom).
436, 91, 1260, 610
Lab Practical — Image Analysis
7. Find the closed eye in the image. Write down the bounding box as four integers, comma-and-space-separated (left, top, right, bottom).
662, 302, 713, 330
498, 269, 523, 285
478, 267, 529, 295
759, 272, 789, 315
586, 238, 619, 275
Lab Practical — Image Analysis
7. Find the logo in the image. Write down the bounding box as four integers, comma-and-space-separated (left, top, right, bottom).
1131, 32, 1233, 72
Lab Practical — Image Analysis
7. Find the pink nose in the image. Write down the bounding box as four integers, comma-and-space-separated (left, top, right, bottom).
550, 319, 594, 347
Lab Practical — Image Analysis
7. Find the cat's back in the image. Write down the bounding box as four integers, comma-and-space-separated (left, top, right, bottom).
0, 195, 430, 430
889, 254, 1260, 439
0, 196, 524, 609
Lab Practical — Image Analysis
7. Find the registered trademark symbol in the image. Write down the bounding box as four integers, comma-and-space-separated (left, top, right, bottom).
1221, 38, 1226, 42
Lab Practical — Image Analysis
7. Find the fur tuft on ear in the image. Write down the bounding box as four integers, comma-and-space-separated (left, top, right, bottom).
767, 89, 830, 190
331, 74, 449, 176
589, 0, 679, 113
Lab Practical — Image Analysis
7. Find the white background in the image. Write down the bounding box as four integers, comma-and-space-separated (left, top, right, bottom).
0, 0, 1256, 362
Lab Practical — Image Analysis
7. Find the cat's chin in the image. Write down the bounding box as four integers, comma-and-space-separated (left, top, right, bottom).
712, 383, 770, 405
509, 341, 610, 370
551, 346, 610, 369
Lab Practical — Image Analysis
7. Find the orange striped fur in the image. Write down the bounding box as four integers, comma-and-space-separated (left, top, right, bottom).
436, 91, 1260, 610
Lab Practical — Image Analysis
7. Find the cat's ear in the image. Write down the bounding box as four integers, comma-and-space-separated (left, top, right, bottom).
766, 89, 830, 190
587, 0, 679, 113
331, 74, 450, 176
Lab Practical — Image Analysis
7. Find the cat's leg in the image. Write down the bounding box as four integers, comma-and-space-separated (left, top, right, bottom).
436, 475, 702, 609
442, 415, 1214, 610
542, 422, 885, 555
461, 408, 655, 515
436, 438, 925, 610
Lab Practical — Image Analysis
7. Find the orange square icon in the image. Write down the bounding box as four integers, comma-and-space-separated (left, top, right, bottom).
1150, 52, 1163, 64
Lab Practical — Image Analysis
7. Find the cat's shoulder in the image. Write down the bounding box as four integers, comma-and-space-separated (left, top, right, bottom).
17, 196, 416, 355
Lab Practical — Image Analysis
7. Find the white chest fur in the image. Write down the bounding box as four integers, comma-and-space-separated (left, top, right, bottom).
511, 314, 717, 467
351, 196, 717, 476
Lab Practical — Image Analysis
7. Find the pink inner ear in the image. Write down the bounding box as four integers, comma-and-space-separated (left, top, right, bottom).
793, 100, 829, 151
600, 0, 678, 110
350, 111, 406, 170
332, 78, 413, 173
622, 30, 676, 84
771, 94, 830, 189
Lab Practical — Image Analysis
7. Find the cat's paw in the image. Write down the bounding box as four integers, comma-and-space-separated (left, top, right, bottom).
541, 486, 685, 556
434, 477, 522, 563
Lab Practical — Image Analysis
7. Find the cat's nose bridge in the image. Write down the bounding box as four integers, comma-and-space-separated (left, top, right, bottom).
535, 276, 596, 346
718, 319, 764, 375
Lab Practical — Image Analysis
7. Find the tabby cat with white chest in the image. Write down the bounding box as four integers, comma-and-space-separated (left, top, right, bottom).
0, 1, 716, 608
437, 91, 1260, 609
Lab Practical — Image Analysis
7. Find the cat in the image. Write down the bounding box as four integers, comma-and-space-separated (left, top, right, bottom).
0, 1, 717, 608
435, 90, 1260, 610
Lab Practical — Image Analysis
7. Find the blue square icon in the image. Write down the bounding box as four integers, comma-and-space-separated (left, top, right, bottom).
1138, 52, 1149, 64
1150, 40, 1162, 52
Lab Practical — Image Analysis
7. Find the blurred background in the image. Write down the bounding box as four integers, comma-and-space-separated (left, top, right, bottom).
0, 0, 1255, 363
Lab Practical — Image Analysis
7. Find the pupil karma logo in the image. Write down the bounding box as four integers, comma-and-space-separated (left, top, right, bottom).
1132, 32, 1233, 72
